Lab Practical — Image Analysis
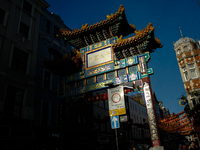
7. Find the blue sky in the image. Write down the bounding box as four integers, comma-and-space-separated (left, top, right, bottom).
45, 0, 200, 114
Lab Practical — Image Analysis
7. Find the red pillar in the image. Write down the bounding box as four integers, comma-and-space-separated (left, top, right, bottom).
139, 55, 161, 147
142, 76, 161, 147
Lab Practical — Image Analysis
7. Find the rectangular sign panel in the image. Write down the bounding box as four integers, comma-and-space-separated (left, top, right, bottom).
108, 86, 126, 116
111, 116, 120, 129
120, 115, 128, 122
85, 45, 114, 70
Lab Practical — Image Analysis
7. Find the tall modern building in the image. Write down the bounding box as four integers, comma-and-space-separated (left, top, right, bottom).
174, 35, 200, 109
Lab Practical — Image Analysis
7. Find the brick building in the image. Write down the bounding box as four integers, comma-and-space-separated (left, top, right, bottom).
174, 36, 200, 109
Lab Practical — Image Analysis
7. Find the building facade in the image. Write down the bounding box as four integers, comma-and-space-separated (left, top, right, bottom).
91, 92, 151, 149
34, 8, 72, 149
0, 0, 49, 149
127, 96, 150, 142
174, 37, 200, 109
0, 0, 73, 149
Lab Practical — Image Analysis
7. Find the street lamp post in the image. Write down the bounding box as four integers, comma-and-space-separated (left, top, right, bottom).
179, 94, 200, 146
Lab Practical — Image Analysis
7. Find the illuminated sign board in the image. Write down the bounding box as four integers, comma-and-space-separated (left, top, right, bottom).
85, 45, 114, 70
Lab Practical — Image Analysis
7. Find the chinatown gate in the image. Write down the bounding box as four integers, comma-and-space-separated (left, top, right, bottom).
56, 5, 163, 150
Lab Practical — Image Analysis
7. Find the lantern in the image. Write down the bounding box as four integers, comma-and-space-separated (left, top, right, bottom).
99, 93, 103, 101
88, 95, 91, 102
96, 94, 99, 103
103, 93, 108, 101
92, 95, 95, 102
124, 89, 128, 95
127, 88, 131, 93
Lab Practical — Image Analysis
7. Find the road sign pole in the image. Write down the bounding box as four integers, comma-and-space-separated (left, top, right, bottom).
107, 85, 124, 150
115, 129, 119, 150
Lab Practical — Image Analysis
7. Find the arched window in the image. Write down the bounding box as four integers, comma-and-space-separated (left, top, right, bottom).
183, 46, 190, 52
177, 49, 181, 55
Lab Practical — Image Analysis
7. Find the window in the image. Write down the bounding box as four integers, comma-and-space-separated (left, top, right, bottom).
132, 128, 135, 138
41, 102, 49, 126
192, 99, 196, 107
136, 129, 138, 138
105, 101, 108, 109
43, 70, 51, 89
46, 20, 51, 34
19, 22, 29, 38
182, 66, 189, 81
0, 8, 5, 24
4, 85, 24, 118
177, 49, 181, 55
53, 25, 60, 40
23, 0, 32, 14
0, 8, 8, 26
11, 47, 28, 73
0, 37, 2, 51
193, 43, 198, 49
183, 46, 190, 52
188, 63, 197, 79
48, 48, 62, 61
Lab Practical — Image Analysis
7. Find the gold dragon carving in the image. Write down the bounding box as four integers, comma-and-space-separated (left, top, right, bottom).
118, 5, 125, 13
106, 13, 114, 20
117, 35, 123, 44
81, 23, 89, 30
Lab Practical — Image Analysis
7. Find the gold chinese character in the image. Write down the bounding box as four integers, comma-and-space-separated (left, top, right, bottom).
151, 125, 155, 129
94, 55, 99, 61
152, 130, 155, 134
152, 134, 157, 138
100, 53, 104, 59
150, 116, 154, 121
88, 57, 93, 62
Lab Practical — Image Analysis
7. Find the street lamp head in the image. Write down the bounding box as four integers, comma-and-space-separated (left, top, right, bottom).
179, 95, 188, 106
179, 99, 187, 106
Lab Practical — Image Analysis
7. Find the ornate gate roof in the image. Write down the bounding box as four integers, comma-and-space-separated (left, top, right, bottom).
57, 5, 136, 49
112, 22, 163, 60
